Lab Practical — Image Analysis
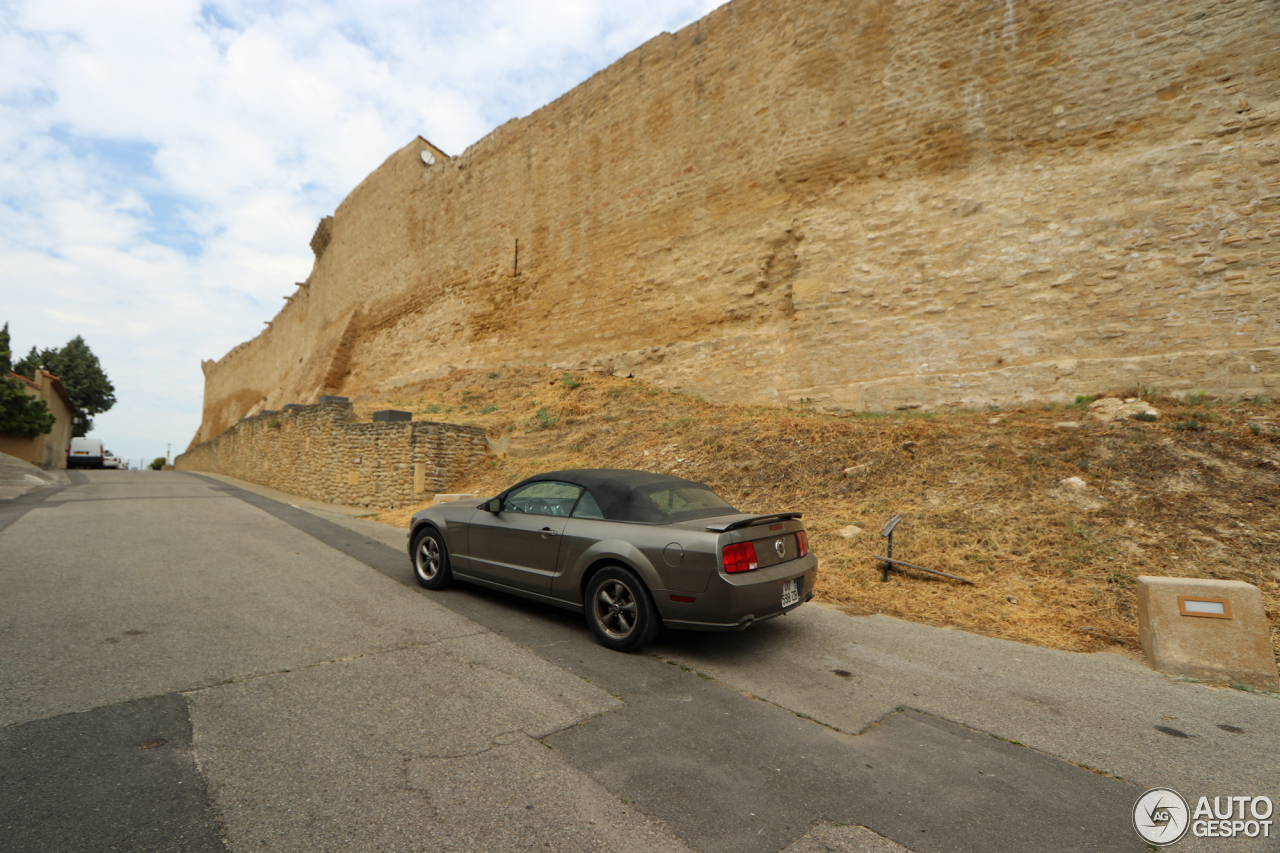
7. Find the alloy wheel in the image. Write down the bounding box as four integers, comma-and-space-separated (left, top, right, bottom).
417, 536, 441, 580
594, 580, 637, 639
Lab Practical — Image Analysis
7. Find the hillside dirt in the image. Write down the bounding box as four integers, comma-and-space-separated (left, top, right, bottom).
352, 367, 1280, 665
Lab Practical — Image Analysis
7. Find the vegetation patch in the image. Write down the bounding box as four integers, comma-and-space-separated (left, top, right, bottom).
353, 368, 1280, 658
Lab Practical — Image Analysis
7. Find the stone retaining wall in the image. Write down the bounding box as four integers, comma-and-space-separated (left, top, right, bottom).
175, 400, 489, 511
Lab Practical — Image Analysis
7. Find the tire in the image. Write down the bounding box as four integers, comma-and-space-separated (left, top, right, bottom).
411, 527, 452, 590
585, 566, 660, 652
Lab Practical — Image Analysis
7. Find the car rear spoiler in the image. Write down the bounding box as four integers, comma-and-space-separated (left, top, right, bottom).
705, 512, 802, 532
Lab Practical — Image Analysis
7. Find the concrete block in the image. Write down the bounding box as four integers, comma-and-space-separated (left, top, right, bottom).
431, 494, 479, 507
1136, 576, 1278, 691
319, 396, 349, 403
372, 410, 412, 422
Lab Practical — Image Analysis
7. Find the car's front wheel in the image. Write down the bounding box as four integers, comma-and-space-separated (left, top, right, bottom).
585, 566, 660, 652
412, 527, 452, 590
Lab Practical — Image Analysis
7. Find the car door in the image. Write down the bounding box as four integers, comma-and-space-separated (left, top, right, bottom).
465, 481, 582, 594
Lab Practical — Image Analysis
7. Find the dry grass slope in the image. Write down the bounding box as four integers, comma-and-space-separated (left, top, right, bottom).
358, 367, 1280, 664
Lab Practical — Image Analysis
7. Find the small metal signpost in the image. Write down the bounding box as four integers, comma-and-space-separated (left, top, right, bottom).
874, 514, 975, 585
880, 514, 901, 583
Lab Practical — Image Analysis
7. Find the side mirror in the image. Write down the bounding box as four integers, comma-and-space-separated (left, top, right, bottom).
484, 497, 502, 513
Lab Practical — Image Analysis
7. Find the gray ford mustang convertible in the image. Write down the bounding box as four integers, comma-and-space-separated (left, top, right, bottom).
407, 469, 817, 651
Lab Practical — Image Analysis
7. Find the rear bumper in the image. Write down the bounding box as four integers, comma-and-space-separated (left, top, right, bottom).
656, 553, 818, 631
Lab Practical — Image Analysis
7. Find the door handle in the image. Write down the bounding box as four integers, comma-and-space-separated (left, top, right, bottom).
540, 527, 559, 537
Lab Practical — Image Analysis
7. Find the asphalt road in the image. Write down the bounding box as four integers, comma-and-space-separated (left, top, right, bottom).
2, 471, 1276, 852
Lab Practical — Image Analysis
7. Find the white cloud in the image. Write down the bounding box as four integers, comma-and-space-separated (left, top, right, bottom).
0, 0, 722, 465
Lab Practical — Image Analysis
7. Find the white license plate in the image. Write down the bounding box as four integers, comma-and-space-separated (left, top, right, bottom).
781, 579, 800, 608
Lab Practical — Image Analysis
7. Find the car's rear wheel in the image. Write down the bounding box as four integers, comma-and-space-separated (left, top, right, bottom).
585, 566, 660, 652
412, 527, 452, 589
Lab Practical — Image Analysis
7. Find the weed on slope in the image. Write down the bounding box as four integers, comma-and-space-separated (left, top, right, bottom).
357, 368, 1280, 659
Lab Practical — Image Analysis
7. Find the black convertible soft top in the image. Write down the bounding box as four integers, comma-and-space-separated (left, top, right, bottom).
507, 468, 735, 524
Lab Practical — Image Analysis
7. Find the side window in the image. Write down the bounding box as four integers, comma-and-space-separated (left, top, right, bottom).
504, 481, 582, 517
571, 490, 605, 520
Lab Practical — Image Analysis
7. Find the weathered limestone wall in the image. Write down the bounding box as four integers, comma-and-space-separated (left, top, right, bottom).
195, 0, 1280, 445
176, 401, 489, 510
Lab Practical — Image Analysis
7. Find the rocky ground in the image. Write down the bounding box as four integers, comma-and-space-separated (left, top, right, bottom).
351, 367, 1280, 667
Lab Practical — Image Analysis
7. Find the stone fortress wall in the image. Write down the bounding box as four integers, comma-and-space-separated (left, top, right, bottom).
176, 400, 489, 510
194, 0, 1280, 447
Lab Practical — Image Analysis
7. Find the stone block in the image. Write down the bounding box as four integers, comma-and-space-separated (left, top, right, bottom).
1136, 576, 1278, 691
431, 493, 479, 507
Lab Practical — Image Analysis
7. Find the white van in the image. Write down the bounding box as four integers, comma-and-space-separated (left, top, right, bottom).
68, 437, 105, 468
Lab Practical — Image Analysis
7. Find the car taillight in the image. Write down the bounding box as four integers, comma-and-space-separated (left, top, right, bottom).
722, 541, 759, 573
796, 530, 809, 557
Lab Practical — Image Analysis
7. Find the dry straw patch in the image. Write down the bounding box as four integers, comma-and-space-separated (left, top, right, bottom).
363, 368, 1280, 659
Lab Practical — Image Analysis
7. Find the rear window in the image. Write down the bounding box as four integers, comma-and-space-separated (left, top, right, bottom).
645, 486, 736, 520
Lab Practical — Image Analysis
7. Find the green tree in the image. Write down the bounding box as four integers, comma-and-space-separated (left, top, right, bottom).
0, 323, 57, 438
15, 335, 116, 436
150, 457, 166, 470
11, 345, 40, 378
0, 322, 11, 374
0, 380, 56, 438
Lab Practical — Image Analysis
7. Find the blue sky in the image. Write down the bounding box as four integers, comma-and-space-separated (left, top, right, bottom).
0, 0, 722, 466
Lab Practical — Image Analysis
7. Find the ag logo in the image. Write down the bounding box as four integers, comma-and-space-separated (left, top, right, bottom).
1134, 788, 1190, 845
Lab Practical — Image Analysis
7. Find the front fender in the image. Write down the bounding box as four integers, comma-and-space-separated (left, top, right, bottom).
409, 508, 473, 570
